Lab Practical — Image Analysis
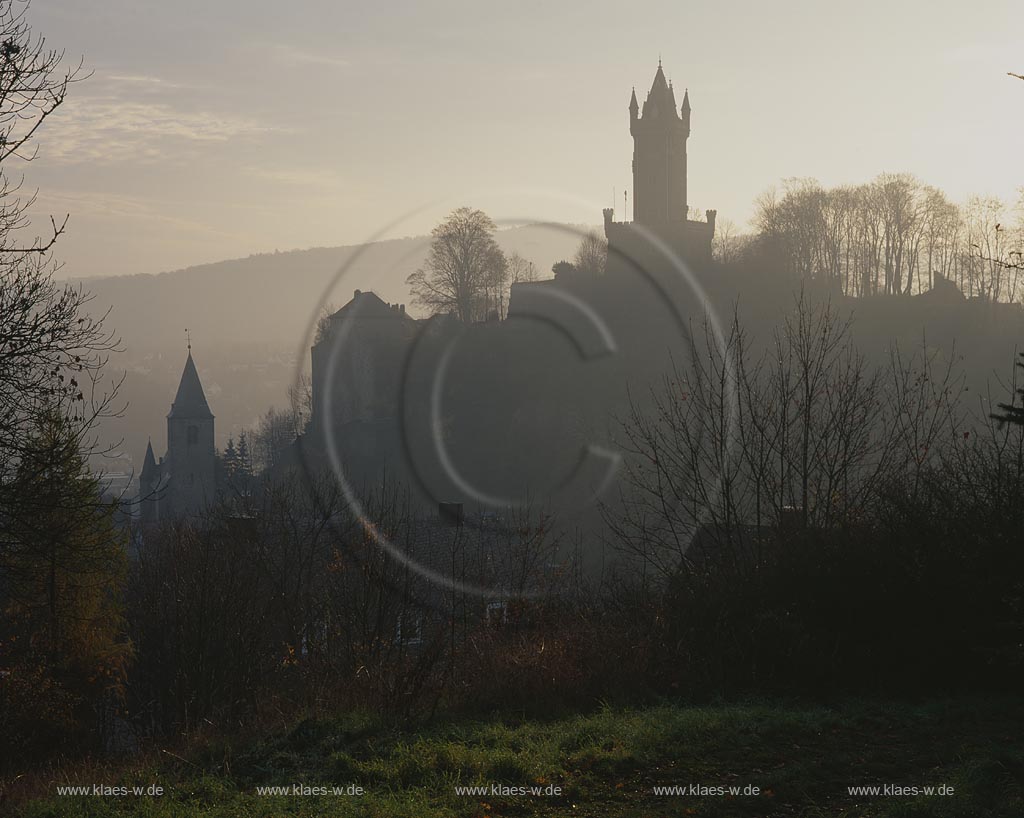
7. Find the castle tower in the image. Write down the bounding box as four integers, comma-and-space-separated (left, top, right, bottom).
603, 61, 715, 270
630, 62, 690, 227
165, 348, 215, 517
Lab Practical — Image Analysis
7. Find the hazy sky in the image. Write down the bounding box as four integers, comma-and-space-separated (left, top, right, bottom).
21, 0, 1024, 278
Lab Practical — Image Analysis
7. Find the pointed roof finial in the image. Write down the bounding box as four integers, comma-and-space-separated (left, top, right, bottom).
186, 327, 192, 353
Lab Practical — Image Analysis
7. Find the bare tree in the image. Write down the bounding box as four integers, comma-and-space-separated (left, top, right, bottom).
479, 243, 509, 320
0, 0, 120, 559
608, 293, 961, 585
0, 0, 129, 761
406, 207, 507, 323
753, 173, 1024, 301
573, 231, 607, 275
711, 216, 740, 265
507, 251, 538, 285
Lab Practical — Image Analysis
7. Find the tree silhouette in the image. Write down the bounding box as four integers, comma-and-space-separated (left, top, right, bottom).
0, 0, 129, 761
1, 411, 129, 760
406, 207, 507, 323
991, 353, 1024, 426
552, 260, 576, 278
573, 232, 608, 275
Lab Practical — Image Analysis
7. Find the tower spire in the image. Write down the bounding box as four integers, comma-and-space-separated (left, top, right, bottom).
168, 349, 214, 419
141, 438, 157, 478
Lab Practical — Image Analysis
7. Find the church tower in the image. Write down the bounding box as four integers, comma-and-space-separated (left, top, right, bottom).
630, 61, 690, 227
165, 347, 215, 517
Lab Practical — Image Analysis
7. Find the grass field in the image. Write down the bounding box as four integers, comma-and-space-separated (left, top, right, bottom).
11, 697, 1024, 817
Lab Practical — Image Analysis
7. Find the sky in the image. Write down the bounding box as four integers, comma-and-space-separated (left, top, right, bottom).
18, 0, 1024, 279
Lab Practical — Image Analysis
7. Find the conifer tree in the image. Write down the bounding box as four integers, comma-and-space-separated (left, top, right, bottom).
223, 436, 239, 477
992, 353, 1024, 426
0, 411, 130, 757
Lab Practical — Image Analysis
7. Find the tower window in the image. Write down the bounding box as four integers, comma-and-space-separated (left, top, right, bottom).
187, 425, 199, 445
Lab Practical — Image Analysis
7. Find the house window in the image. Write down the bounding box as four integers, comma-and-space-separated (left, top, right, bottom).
187, 425, 199, 445
486, 600, 508, 627
395, 612, 423, 645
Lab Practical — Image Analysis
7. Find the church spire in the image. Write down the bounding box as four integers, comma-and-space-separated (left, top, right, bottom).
141, 438, 157, 479
168, 349, 214, 420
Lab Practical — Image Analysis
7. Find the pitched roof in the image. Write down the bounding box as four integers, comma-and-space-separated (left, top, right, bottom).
324, 290, 417, 331
167, 351, 214, 419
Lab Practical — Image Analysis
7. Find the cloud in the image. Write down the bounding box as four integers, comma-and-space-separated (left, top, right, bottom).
42, 95, 281, 164
244, 165, 348, 190
36, 189, 250, 239
106, 73, 184, 88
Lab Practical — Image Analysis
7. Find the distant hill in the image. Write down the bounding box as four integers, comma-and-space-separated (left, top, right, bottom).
78, 224, 591, 472
78, 223, 591, 353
